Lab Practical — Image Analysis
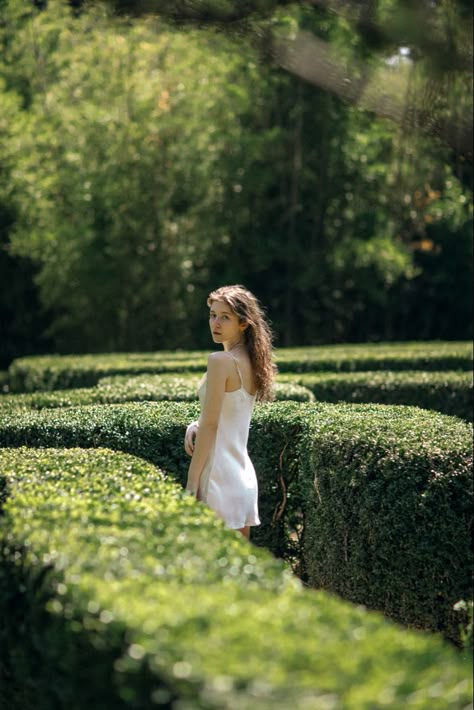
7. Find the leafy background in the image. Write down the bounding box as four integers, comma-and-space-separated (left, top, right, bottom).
0, 0, 472, 366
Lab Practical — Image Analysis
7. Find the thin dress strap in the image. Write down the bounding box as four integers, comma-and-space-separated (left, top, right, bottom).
227, 352, 243, 388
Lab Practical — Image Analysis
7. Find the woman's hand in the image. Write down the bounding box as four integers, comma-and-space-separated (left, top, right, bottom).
184, 421, 199, 457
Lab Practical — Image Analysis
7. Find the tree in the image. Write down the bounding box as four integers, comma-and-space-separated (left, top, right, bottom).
104, 0, 473, 158
0, 0, 471, 353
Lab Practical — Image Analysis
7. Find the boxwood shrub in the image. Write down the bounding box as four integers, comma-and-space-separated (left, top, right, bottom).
4, 368, 470, 421
7, 341, 472, 392
298, 403, 473, 644
279, 370, 473, 421
0, 447, 471, 710
0, 376, 314, 412
274, 342, 472, 373
0, 400, 471, 644
7, 354, 208, 393
97, 375, 314, 403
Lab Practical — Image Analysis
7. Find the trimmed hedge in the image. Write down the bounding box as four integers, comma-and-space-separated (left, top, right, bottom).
1, 447, 472, 710
0, 376, 314, 412
279, 370, 473, 421
97, 375, 315, 403
275, 342, 473, 373
7, 341, 472, 392
0, 400, 471, 644
7, 354, 208, 393
299, 403, 473, 643
3, 368, 470, 421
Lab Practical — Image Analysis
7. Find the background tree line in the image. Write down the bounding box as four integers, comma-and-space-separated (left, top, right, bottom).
0, 0, 472, 367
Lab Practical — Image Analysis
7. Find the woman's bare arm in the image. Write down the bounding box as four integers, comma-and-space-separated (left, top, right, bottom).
185, 353, 227, 495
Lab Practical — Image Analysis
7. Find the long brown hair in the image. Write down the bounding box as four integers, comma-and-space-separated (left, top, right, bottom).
207, 285, 277, 402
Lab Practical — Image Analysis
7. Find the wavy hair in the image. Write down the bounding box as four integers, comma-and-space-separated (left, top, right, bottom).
207, 285, 277, 401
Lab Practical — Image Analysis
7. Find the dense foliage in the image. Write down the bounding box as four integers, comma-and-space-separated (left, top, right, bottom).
300, 402, 473, 641
0, 393, 472, 644
1, 340, 472, 705
1, 365, 471, 421
1, 446, 471, 709
0, 0, 472, 367
5, 341, 472, 391
280, 370, 473, 421
0, 373, 315, 408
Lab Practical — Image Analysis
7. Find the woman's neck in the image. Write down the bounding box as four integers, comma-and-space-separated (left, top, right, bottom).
224, 338, 244, 353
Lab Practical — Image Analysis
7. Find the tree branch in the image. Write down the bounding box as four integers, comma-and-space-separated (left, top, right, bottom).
106, 0, 473, 156
274, 29, 473, 156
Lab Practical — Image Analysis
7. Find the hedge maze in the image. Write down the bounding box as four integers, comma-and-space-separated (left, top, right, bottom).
0, 343, 472, 709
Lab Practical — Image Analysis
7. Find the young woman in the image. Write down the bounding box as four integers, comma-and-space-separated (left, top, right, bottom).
184, 285, 276, 541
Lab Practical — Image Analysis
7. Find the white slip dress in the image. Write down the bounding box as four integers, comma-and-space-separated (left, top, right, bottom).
196, 353, 261, 530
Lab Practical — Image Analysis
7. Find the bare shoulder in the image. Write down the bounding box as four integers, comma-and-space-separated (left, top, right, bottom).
206, 352, 232, 389
207, 351, 233, 370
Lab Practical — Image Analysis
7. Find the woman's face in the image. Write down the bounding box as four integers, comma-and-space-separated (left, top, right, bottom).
209, 300, 243, 345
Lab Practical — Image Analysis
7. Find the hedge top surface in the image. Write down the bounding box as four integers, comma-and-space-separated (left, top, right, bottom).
0, 377, 315, 412
7, 341, 473, 392
8, 341, 472, 368
279, 370, 474, 385
1, 446, 472, 709
1, 400, 471, 461
1, 397, 470, 649
275, 342, 472, 362
97, 375, 315, 402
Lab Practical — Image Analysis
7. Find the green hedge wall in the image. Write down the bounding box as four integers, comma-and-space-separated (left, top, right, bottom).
0, 400, 471, 644
97, 375, 315, 403
274, 342, 473, 373
299, 403, 473, 643
0, 376, 314, 412
7, 354, 208, 393
279, 370, 473, 421
7, 342, 472, 392
2, 369, 470, 421
1, 447, 471, 710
